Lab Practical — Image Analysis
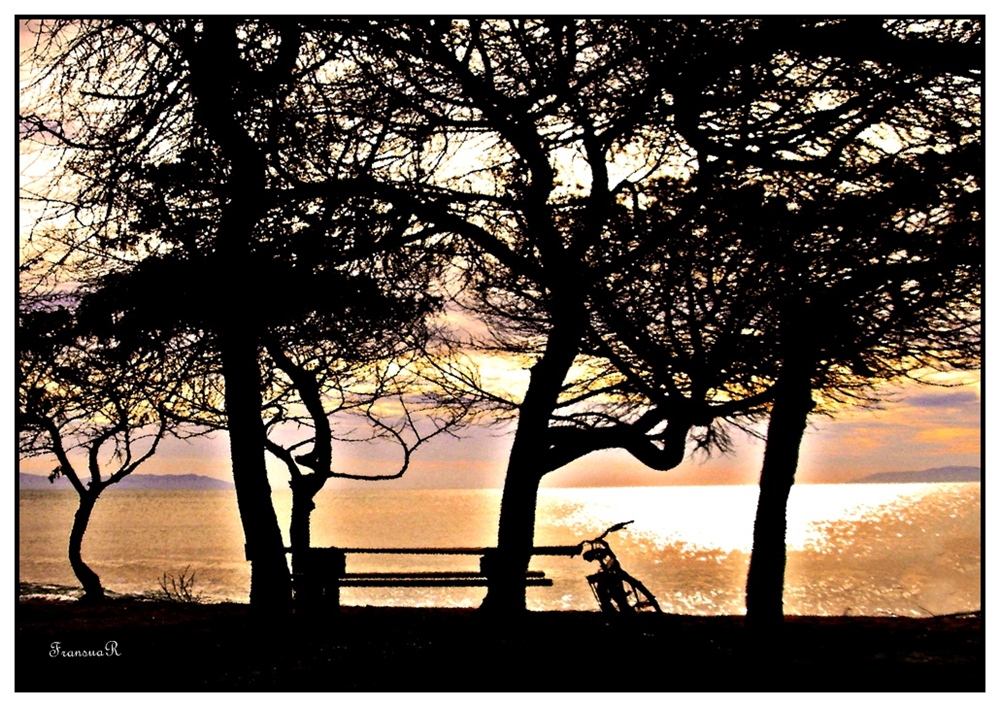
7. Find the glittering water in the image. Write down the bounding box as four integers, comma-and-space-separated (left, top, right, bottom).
18, 483, 980, 616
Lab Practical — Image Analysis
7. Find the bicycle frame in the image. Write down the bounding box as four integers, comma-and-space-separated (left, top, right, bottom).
580, 521, 662, 615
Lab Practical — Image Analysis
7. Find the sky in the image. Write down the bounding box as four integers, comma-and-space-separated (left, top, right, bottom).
12, 13, 985, 492
16, 372, 981, 489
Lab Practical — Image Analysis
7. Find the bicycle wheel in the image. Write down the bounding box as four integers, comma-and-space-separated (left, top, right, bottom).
619, 572, 662, 613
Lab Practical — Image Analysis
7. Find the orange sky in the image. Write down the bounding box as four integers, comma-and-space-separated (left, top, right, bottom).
13, 18, 984, 492
17, 375, 981, 489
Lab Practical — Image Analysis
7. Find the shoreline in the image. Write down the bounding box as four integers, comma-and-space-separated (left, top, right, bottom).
15, 597, 984, 692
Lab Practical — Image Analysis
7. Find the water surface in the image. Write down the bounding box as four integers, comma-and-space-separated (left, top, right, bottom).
18, 483, 980, 616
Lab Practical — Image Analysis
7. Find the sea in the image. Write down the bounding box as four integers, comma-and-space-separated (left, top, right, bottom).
18, 482, 981, 617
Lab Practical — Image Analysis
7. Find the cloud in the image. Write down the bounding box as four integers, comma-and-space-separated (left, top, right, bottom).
898, 389, 981, 410
795, 378, 981, 483
913, 426, 981, 451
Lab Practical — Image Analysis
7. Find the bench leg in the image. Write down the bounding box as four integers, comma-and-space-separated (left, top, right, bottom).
292, 548, 345, 614
324, 580, 341, 609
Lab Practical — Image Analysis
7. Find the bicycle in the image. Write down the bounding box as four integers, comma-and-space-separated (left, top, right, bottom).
578, 520, 662, 615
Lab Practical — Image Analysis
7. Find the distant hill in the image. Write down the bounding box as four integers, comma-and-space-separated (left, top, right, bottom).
18, 472, 235, 491
851, 466, 981, 484
18, 473, 72, 490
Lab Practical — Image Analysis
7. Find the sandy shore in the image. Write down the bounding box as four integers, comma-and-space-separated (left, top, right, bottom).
15, 598, 983, 692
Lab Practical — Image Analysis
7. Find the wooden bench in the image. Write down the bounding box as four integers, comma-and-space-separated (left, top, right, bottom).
288, 545, 580, 608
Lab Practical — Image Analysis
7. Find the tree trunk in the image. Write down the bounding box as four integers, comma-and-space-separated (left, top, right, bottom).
220, 330, 292, 613
69, 489, 105, 603
287, 476, 325, 606
744, 355, 815, 633
185, 19, 291, 612
289, 473, 328, 553
481, 445, 546, 613
289, 488, 314, 555
481, 320, 581, 614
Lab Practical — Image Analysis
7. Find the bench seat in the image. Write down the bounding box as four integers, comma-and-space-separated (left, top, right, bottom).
333, 570, 551, 587
288, 545, 579, 608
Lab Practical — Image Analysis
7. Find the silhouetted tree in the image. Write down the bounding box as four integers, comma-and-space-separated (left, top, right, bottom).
342, 18, 982, 613
740, 152, 982, 632
336, 19, 741, 611
575, 18, 983, 631
262, 344, 478, 554
603, 159, 980, 632
68, 204, 462, 601
686, 18, 982, 632
22, 18, 691, 612
17, 299, 203, 601
20, 18, 982, 622
20, 19, 467, 609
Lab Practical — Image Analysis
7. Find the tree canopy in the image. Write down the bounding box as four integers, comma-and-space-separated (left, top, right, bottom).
19, 18, 981, 615
18, 295, 206, 600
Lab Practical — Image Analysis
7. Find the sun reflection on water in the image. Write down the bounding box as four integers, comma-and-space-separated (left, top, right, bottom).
19, 482, 980, 616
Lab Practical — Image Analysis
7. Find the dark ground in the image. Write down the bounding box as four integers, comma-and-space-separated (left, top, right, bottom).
15, 598, 983, 692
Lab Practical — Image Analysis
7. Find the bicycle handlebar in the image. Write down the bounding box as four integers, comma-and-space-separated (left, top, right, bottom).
596, 520, 633, 541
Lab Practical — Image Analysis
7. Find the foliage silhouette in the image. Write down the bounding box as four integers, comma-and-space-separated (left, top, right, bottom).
18, 299, 205, 602
19, 18, 981, 621
568, 19, 983, 629
20, 19, 465, 609
326, 19, 980, 614
158, 566, 202, 604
